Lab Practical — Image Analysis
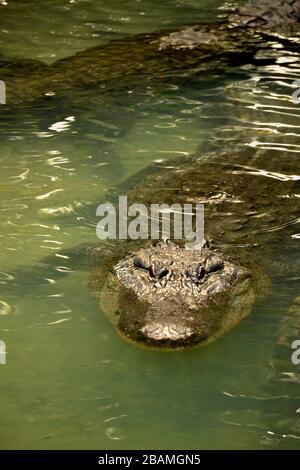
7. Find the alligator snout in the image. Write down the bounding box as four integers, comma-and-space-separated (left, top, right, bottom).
116, 293, 220, 350
141, 322, 194, 342
137, 297, 208, 349
138, 312, 211, 349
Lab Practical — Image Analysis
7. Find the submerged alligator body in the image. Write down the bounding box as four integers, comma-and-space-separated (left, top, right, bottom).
2, 146, 298, 351
0, 0, 299, 351
1, 0, 300, 107
90, 146, 299, 350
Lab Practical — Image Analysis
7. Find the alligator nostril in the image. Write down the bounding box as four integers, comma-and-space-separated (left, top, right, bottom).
141, 322, 193, 341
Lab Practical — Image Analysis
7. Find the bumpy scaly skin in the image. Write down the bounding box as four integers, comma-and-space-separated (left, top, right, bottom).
229, 0, 300, 33
2, 0, 300, 107
159, 0, 300, 50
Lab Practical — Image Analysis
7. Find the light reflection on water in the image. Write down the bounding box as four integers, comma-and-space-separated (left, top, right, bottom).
0, 0, 299, 450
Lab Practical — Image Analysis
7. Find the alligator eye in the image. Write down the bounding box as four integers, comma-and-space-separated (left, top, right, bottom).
134, 256, 150, 270
206, 261, 224, 274
157, 268, 169, 279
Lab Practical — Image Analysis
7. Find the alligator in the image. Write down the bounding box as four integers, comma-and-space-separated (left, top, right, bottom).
1, 0, 300, 108
87, 145, 299, 350
1, 143, 298, 351
0, 1, 299, 352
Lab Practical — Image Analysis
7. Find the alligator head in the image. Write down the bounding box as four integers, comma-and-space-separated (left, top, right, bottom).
97, 241, 269, 350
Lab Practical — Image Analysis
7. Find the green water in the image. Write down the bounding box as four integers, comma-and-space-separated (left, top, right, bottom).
0, 0, 300, 450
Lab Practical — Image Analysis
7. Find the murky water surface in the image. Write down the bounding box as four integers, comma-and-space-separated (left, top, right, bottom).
0, 0, 299, 449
